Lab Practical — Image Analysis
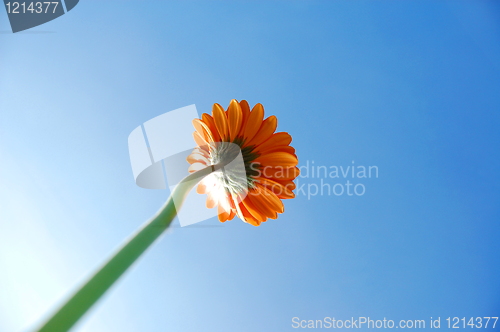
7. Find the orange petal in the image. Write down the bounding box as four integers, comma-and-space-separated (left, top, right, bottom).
255, 183, 284, 214
201, 113, 221, 142
260, 166, 300, 180
193, 146, 210, 158
260, 145, 296, 155
238, 100, 251, 137
239, 202, 261, 226
217, 195, 233, 222
187, 152, 209, 164
218, 205, 229, 222
193, 118, 215, 143
196, 182, 207, 194
242, 103, 264, 143
262, 177, 297, 198
188, 162, 206, 173
254, 151, 298, 167
247, 189, 278, 219
228, 209, 236, 221
256, 177, 295, 200
247, 115, 277, 147
232, 194, 246, 220
277, 191, 295, 199
241, 194, 267, 222
274, 179, 296, 190
255, 132, 291, 152
193, 131, 207, 147
246, 217, 261, 226
227, 99, 243, 141
191, 146, 210, 158
212, 103, 229, 141
206, 192, 217, 209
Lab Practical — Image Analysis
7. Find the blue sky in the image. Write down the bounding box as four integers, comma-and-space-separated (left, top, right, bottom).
0, 1, 499, 331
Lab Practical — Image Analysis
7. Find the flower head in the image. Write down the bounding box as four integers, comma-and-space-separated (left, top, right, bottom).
187, 100, 299, 226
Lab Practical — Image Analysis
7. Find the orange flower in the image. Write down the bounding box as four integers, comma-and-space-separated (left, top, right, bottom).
187, 99, 299, 226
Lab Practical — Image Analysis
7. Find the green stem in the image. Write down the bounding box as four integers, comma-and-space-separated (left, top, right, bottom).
36, 164, 219, 332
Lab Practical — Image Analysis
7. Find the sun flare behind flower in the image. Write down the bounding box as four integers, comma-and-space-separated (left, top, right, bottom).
187, 100, 300, 226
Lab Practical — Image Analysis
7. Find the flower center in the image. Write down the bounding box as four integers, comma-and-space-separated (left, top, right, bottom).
208, 140, 260, 194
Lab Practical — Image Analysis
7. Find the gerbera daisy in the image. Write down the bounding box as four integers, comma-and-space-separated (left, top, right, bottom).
187, 99, 299, 226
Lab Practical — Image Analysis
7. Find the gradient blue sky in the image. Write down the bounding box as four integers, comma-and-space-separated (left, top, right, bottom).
1, 1, 499, 331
